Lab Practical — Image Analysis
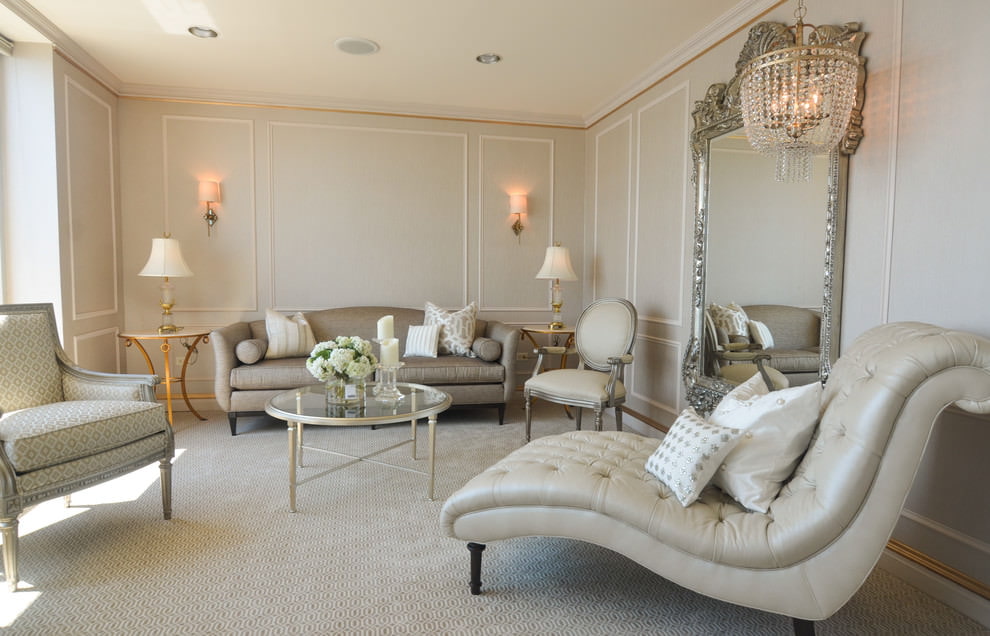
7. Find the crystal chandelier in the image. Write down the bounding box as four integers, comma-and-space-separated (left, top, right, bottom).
739, 0, 861, 181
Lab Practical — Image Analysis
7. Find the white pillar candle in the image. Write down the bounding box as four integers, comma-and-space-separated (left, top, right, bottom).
380, 337, 399, 366
377, 315, 394, 341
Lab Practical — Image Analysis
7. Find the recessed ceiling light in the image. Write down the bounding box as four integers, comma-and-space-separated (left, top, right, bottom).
476, 53, 501, 64
188, 25, 218, 38
335, 37, 380, 55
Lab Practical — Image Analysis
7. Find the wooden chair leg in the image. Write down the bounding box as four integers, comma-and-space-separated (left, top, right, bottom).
593, 408, 603, 431
159, 457, 173, 520
793, 617, 816, 635
615, 406, 623, 432
524, 393, 533, 442
1, 517, 18, 592
574, 407, 582, 431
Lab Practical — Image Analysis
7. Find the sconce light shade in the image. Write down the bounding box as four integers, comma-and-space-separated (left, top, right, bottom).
139, 237, 193, 278
509, 193, 527, 216
535, 244, 577, 281
198, 180, 220, 203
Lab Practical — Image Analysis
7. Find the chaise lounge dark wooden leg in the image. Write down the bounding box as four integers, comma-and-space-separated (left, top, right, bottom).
467, 542, 485, 595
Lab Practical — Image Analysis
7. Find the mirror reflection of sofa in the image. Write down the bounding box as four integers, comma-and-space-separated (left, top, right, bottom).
707, 303, 821, 386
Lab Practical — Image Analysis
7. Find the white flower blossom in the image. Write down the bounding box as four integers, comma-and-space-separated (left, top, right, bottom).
306, 336, 378, 381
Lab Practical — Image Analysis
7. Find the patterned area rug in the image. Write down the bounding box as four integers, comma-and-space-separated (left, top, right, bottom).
2, 401, 986, 634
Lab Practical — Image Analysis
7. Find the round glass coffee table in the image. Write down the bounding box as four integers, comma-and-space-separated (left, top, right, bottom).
265, 382, 451, 512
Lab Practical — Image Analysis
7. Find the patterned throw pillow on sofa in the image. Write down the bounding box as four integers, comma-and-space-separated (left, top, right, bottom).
424, 301, 477, 357
708, 302, 750, 340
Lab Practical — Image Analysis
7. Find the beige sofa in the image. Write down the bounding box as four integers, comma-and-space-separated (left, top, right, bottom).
441, 322, 990, 633
212, 306, 519, 435
743, 304, 821, 383
709, 304, 821, 386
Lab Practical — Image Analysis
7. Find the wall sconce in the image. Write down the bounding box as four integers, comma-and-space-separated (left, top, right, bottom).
198, 180, 221, 236
139, 234, 193, 334
509, 193, 527, 240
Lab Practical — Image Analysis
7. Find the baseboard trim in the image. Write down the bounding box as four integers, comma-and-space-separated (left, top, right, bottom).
879, 547, 990, 628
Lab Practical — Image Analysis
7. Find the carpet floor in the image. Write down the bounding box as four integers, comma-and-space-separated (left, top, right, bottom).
2, 400, 986, 635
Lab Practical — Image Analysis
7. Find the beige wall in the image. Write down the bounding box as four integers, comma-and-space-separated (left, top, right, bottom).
586, 0, 990, 619
117, 100, 585, 395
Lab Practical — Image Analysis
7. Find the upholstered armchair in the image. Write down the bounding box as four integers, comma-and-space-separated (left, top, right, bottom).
524, 298, 637, 441
0, 303, 173, 591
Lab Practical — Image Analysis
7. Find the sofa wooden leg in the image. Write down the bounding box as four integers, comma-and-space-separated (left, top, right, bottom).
793, 617, 815, 635
228, 413, 238, 436
468, 542, 486, 595
497, 404, 505, 425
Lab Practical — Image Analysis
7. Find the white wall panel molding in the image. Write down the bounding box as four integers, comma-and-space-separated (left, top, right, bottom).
73, 326, 121, 374
628, 334, 680, 416
880, 0, 905, 325
900, 509, 990, 560
162, 115, 257, 313
64, 76, 118, 320
633, 82, 690, 327
267, 122, 468, 310
478, 135, 555, 312
593, 115, 633, 300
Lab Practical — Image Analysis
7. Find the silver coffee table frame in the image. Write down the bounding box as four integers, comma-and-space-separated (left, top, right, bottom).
265, 382, 452, 512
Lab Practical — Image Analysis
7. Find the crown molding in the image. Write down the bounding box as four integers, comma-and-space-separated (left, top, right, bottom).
117, 83, 587, 129
583, 0, 783, 127
0, 0, 122, 92
2, 0, 779, 130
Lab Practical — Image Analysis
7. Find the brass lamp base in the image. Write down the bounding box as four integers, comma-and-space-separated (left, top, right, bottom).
548, 321, 565, 330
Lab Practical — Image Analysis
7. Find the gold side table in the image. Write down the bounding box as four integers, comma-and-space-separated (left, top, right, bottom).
520, 325, 577, 419
119, 329, 210, 425
520, 325, 576, 370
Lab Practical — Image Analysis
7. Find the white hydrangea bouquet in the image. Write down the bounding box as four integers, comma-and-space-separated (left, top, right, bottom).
306, 336, 378, 382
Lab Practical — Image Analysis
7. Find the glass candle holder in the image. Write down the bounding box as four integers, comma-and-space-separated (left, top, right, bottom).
375, 362, 405, 404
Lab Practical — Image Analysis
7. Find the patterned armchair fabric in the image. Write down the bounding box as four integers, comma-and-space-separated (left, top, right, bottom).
0, 303, 173, 592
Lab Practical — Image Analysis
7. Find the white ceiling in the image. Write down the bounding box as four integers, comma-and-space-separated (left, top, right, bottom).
0, 0, 780, 127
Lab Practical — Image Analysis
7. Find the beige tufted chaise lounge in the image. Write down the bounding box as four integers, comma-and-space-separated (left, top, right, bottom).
440, 322, 990, 634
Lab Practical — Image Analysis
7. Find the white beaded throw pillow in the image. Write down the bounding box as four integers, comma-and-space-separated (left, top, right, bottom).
646, 407, 744, 507
424, 301, 477, 357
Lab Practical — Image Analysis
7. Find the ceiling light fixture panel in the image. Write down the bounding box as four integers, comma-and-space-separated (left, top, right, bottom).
188, 25, 218, 38
335, 37, 380, 55
476, 53, 501, 64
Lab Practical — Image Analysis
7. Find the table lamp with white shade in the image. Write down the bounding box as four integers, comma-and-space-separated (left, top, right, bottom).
139, 235, 193, 334
535, 243, 578, 329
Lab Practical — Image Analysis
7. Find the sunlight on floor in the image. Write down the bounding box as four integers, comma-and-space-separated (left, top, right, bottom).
0, 584, 40, 628
0, 448, 187, 625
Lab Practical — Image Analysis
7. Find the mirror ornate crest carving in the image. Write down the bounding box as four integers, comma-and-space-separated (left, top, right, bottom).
683, 20, 867, 413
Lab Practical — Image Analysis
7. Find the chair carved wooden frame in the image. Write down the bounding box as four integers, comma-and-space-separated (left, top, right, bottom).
524, 298, 637, 442
0, 303, 173, 591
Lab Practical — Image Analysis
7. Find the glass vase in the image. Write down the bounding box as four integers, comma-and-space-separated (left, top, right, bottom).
326, 376, 366, 406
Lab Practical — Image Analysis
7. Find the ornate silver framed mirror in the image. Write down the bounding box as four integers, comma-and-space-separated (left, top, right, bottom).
683, 20, 867, 413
